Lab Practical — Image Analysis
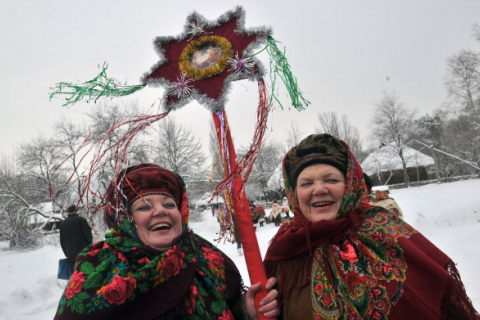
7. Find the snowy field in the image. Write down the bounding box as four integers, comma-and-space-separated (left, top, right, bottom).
0, 178, 479, 319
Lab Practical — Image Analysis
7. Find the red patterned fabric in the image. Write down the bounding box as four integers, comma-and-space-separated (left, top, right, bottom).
264, 135, 479, 319
366, 190, 390, 203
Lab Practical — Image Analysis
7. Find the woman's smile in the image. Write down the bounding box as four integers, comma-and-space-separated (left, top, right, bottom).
131, 194, 183, 252
149, 222, 172, 232
295, 164, 346, 223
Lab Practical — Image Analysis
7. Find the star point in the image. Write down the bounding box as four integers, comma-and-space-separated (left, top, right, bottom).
143, 6, 271, 113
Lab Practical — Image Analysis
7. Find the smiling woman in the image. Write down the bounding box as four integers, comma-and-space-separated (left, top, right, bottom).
264, 133, 480, 320
53, 163, 280, 320
295, 164, 346, 222
131, 194, 183, 252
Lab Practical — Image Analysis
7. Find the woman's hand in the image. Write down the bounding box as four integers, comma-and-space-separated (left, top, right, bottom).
246, 277, 280, 319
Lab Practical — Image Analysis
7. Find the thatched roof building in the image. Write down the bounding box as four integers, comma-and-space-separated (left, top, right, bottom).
361, 143, 435, 186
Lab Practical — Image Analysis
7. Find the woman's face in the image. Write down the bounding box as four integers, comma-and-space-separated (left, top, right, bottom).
295, 164, 346, 222
130, 194, 183, 252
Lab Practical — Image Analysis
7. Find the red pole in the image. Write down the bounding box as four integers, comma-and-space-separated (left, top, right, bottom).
212, 111, 271, 320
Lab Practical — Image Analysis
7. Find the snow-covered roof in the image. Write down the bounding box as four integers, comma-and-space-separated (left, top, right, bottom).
27, 202, 64, 225
37, 202, 53, 212
267, 163, 283, 191
28, 212, 64, 225
361, 143, 434, 175
267, 144, 435, 188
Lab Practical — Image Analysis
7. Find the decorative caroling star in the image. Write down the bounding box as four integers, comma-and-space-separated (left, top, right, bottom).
142, 6, 271, 112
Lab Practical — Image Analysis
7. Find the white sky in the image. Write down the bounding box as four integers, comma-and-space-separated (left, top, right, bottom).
1, 0, 480, 157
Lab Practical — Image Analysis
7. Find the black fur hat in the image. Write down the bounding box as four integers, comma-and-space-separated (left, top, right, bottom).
285, 133, 348, 189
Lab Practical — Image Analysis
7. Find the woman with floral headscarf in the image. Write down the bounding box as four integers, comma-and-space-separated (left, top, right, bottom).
264, 134, 479, 319
54, 163, 279, 320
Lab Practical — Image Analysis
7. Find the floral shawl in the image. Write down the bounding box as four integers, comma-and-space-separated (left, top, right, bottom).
366, 190, 391, 203
264, 139, 479, 319
54, 184, 244, 319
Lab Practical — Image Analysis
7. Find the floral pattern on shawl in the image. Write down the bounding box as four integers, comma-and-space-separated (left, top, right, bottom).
280, 138, 416, 319
310, 207, 415, 319
366, 190, 390, 203
55, 184, 237, 319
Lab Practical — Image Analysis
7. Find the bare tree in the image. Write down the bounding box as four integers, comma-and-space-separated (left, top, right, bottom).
371, 90, 418, 187
316, 111, 364, 158
284, 121, 304, 150
240, 140, 284, 200
0, 155, 61, 249
473, 24, 480, 43
52, 117, 89, 208
208, 119, 224, 182
152, 117, 208, 202
16, 134, 66, 202
316, 112, 340, 137
443, 34, 480, 170
84, 101, 148, 173
79, 101, 155, 207
152, 117, 206, 174
445, 49, 480, 115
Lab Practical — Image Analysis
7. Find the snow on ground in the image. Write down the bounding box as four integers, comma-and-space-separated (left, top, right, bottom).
0, 179, 479, 319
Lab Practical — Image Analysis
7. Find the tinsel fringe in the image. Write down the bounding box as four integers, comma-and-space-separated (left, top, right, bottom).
210, 78, 270, 200
266, 36, 310, 111
49, 62, 145, 106
51, 110, 170, 218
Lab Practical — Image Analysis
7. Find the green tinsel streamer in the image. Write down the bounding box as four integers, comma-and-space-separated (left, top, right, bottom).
49, 62, 146, 106
265, 36, 310, 110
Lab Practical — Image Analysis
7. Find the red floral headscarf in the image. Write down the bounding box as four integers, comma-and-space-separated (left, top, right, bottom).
103, 163, 188, 230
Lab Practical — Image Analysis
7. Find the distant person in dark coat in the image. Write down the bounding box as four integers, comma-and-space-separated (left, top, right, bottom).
255, 203, 266, 227
59, 205, 92, 272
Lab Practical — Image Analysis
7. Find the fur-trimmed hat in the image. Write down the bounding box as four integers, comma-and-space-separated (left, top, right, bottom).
284, 133, 348, 189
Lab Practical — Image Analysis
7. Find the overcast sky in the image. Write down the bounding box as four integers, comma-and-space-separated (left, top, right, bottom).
1, 0, 479, 159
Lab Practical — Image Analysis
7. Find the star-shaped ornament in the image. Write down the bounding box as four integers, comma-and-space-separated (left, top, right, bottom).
142, 6, 271, 112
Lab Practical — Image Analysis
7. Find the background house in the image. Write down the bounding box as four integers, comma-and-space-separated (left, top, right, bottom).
362, 144, 435, 186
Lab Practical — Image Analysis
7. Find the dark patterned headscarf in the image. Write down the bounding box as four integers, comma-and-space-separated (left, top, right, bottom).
284, 133, 348, 189
54, 164, 243, 319
283, 133, 366, 225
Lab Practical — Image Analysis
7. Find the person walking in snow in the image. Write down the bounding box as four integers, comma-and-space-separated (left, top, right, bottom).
54, 163, 279, 320
59, 205, 92, 273
281, 196, 290, 218
270, 200, 282, 226
255, 203, 266, 227
264, 133, 479, 319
